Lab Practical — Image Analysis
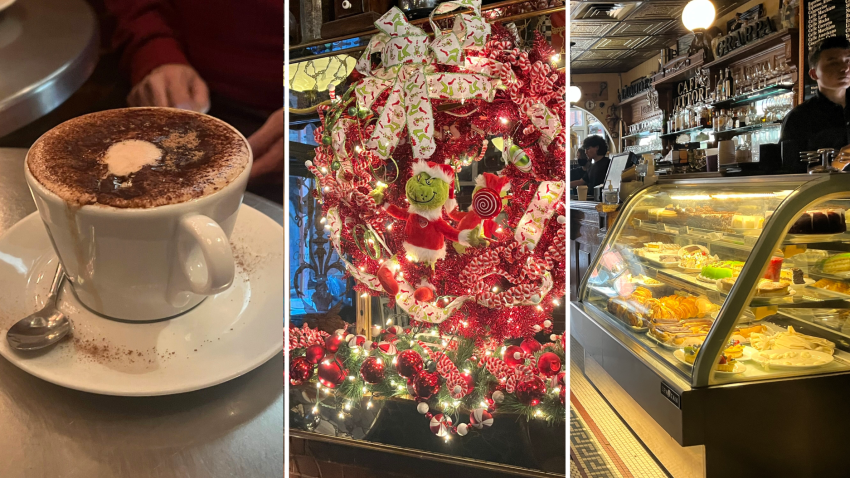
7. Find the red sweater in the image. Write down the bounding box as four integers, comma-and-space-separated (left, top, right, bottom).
105, 0, 283, 112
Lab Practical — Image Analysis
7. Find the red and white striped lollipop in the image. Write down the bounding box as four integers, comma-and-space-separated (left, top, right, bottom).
472, 187, 502, 219
470, 408, 494, 429
376, 342, 397, 355
430, 413, 453, 437
347, 335, 366, 348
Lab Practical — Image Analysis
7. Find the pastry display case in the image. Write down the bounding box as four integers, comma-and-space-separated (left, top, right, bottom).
571, 173, 850, 477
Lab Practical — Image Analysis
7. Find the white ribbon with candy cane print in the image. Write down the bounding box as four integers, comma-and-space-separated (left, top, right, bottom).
514, 181, 565, 250
526, 103, 563, 147
355, 4, 505, 160
394, 277, 472, 324
355, 9, 436, 160
429, 0, 490, 66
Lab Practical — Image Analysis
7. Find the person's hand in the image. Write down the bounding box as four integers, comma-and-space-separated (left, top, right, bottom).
128, 64, 210, 112
248, 108, 284, 183
467, 225, 490, 248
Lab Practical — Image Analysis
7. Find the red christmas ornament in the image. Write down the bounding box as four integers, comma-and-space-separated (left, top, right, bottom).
317, 358, 346, 388
289, 356, 313, 386
395, 349, 424, 378
503, 345, 525, 367
324, 334, 344, 354
430, 413, 452, 437
470, 408, 494, 429
487, 379, 507, 404
537, 352, 562, 377
411, 370, 441, 400
305, 344, 325, 364
359, 356, 386, 384
515, 376, 546, 406
520, 338, 542, 355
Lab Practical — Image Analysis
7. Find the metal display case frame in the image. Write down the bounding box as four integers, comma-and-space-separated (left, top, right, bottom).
571, 173, 850, 477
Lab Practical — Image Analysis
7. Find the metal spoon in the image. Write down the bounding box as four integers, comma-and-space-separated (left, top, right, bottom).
6, 263, 71, 351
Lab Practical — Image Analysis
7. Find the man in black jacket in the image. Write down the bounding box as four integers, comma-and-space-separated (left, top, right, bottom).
780, 36, 850, 152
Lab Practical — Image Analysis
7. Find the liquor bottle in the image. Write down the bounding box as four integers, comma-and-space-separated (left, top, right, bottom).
724, 68, 735, 99
701, 105, 711, 128
717, 73, 725, 101
732, 109, 739, 129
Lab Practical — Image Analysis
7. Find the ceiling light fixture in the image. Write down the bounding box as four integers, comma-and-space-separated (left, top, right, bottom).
569, 85, 582, 103
682, 0, 716, 57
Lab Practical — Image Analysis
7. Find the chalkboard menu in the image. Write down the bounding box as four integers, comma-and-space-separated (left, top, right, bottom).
803, 0, 850, 99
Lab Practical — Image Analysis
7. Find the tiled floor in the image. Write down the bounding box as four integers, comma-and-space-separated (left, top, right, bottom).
570, 338, 670, 478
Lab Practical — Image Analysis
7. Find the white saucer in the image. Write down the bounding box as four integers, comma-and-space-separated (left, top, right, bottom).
0, 206, 282, 396
0, 0, 14, 14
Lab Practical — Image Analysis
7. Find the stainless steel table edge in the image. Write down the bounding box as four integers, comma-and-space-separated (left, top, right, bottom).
0, 0, 100, 138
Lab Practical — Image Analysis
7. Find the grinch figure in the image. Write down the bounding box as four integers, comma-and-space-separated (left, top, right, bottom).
372, 160, 488, 263
371, 160, 487, 301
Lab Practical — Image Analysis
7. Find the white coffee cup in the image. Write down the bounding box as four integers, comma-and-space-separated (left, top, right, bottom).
577, 185, 588, 201
25, 120, 251, 322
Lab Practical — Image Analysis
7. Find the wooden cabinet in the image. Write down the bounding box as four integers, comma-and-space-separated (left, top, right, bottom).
569, 202, 619, 301
323, 0, 394, 38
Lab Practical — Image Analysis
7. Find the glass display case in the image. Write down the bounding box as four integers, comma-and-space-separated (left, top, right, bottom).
571, 173, 850, 476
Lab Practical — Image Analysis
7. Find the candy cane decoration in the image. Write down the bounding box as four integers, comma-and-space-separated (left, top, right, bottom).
288, 323, 329, 350
418, 340, 467, 399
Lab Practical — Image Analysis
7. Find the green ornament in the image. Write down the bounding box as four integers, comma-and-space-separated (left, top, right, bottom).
331, 160, 341, 171
357, 109, 369, 119
348, 107, 357, 117
508, 144, 532, 172
322, 135, 332, 146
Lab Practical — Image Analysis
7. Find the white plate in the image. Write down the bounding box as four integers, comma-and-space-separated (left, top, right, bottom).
788, 278, 815, 292
645, 331, 682, 350
754, 287, 797, 298
673, 349, 746, 374
749, 348, 834, 370
0, 207, 283, 396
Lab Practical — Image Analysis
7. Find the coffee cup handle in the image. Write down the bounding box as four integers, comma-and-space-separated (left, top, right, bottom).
166, 214, 235, 306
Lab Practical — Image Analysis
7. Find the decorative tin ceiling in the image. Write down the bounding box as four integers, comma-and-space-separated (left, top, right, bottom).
570, 0, 756, 74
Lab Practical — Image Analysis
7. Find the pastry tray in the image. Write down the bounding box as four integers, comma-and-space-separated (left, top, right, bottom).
645, 330, 684, 350
636, 255, 679, 269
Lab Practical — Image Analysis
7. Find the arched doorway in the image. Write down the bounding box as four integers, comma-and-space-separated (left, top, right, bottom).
569, 106, 617, 160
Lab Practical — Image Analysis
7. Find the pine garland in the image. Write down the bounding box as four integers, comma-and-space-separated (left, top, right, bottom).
290, 326, 565, 430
